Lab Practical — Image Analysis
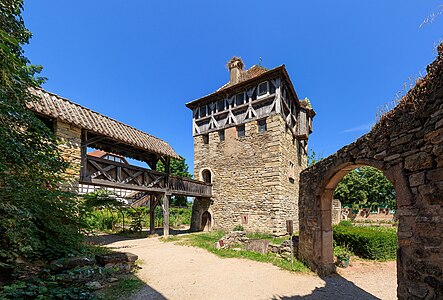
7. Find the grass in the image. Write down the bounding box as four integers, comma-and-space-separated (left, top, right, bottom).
96, 275, 145, 300
80, 243, 114, 255
246, 232, 294, 245
162, 231, 310, 273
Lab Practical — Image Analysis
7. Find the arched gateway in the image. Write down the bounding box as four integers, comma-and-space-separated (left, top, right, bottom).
298, 45, 443, 298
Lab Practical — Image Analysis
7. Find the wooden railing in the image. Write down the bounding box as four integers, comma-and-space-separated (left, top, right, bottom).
169, 175, 212, 197
80, 155, 212, 197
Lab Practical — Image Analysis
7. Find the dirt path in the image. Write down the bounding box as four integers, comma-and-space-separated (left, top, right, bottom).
92, 234, 396, 300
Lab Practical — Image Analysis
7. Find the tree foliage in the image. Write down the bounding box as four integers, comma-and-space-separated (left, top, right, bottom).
157, 156, 192, 206
333, 167, 396, 209
156, 156, 192, 178
307, 149, 322, 167
0, 1, 82, 267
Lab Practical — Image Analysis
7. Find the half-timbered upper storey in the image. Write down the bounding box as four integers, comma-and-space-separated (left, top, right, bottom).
186, 57, 315, 140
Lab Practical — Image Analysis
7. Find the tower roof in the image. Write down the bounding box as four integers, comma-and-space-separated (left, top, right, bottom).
186, 58, 313, 117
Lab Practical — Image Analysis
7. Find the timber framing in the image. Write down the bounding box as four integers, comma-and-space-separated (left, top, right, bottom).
186, 65, 315, 140
27, 87, 212, 236
80, 155, 212, 197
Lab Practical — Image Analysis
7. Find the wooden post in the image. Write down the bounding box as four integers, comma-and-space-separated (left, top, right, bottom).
163, 157, 171, 237
149, 195, 156, 235
163, 193, 170, 237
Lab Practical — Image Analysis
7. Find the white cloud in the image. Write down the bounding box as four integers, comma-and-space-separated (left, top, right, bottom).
341, 123, 374, 133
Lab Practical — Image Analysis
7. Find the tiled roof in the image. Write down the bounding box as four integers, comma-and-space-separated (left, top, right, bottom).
186, 65, 288, 109
28, 88, 179, 159
217, 65, 269, 91
88, 150, 107, 158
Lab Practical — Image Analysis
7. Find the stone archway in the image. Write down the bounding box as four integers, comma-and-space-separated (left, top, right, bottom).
201, 169, 212, 184
306, 159, 408, 272
201, 211, 212, 231
299, 46, 443, 298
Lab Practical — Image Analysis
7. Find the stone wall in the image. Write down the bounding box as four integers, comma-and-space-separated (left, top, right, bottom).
55, 120, 82, 192
331, 199, 341, 225
299, 45, 443, 298
192, 113, 306, 234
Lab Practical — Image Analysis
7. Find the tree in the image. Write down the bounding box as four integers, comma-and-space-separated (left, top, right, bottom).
157, 156, 192, 206
334, 167, 396, 209
156, 156, 192, 178
0, 1, 82, 268
307, 149, 322, 167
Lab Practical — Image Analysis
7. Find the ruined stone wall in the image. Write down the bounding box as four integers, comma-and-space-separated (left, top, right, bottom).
55, 119, 82, 192
331, 199, 342, 225
192, 113, 306, 234
299, 46, 443, 298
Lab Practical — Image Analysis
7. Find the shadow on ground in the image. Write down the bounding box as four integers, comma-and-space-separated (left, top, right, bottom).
125, 283, 167, 300
85, 227, 191, 246
272, 274, 381, 300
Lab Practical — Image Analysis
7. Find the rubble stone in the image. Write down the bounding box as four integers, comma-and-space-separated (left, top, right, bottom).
299, 48, 443, 299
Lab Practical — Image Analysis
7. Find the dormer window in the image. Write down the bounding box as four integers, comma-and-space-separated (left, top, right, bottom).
236, 92, 246, 106
258, 81, 269, 98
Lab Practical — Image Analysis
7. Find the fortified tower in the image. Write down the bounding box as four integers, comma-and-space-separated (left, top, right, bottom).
186, 57, 315, 234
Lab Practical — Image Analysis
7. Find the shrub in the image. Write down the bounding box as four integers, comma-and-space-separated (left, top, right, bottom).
233, 225, 244, 231
338, 220, 353, 227
333, 224, 397, 260
153, 206, 191, 227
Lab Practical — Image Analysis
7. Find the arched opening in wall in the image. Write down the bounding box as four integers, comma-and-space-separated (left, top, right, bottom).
201, 169, 212, 183
320, 164, 398, 274
201, 211, 212, 231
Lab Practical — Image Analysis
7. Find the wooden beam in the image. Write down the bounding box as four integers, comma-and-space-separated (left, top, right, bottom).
81, 135, 106, 147
149, 195, 156, 234
80, 178, 167, 193
162, 193, 170, 237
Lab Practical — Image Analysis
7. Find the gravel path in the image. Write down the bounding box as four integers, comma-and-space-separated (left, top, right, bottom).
92, 234, 397, 300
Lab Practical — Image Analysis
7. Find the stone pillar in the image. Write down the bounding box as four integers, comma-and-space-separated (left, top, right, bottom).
331, 199, 342, 225
54, 120, 82, 192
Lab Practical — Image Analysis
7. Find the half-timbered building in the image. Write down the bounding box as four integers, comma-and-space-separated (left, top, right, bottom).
186, 57, 315, 234
27, 88, 211, 236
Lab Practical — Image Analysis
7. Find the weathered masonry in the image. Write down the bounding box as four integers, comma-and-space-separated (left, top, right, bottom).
27, 88, 212, 236
299, 45, 443, 298
187, 57, 315, 234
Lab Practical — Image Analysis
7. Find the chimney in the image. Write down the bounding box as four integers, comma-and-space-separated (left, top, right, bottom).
227, 57, 244, 85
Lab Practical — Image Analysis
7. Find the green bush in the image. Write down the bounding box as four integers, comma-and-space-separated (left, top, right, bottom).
233, 225, 244, 231
333, 224, 397, 260
170, 207, 191, 226
153, 206, 191, 227
80, 201, 191, 233
338, 220, 353, 227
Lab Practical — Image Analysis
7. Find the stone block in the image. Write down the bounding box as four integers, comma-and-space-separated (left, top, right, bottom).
246, 239, 269, 254
405, 152, 434, 172
409, 172, 426, 187
49, 256, 96, 272
95, 252, 138, 266
426, 168, 443, 181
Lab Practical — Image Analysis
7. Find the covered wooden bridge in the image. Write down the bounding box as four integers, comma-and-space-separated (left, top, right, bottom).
27, 88, 212, 236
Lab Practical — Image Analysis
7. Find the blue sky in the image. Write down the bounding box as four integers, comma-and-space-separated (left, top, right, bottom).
23, 1, 442, 169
